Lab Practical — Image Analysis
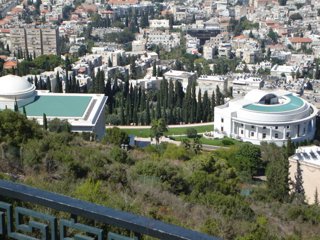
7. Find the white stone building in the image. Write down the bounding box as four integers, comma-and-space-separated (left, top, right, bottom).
0, 75, 107, 139
214, 89, 318, 146
149, 19, 170, 29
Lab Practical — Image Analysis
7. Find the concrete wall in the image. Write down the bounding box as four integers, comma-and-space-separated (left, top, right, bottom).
289, 159, 320, 204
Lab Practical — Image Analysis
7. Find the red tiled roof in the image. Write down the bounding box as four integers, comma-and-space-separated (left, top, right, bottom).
109, 0, 138, 4
4, 61, 17, 69
288, 37, 312, 43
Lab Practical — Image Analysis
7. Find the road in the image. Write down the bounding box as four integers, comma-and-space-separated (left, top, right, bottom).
107, 122, 214, 129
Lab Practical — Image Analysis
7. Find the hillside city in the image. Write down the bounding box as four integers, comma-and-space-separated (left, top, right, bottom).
0, 0, 320, 239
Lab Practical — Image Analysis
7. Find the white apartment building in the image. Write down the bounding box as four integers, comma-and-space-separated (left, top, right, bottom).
149, 19, 170, 29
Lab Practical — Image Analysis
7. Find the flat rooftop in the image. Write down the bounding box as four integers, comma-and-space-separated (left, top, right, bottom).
243, 95, 304, 112
22, 95, 92, 118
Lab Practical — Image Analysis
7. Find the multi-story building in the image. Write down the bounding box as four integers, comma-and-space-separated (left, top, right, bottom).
25, 28, 42, 57
10, 27, 26, 54
10, 26, 60, 57
149, 19, 170, 29
41, 27, 60, 55
163, 70, 197, 91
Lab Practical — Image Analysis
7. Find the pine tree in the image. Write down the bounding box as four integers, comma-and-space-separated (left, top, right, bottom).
43, 113, 48, 130
293, 160, 305, 204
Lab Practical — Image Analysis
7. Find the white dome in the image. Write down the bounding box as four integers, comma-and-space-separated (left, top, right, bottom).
0, 75, 35, 96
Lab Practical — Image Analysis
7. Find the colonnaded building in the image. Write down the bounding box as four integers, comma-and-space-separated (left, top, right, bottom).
214, 89, 318, 146
0, 75, 107, 139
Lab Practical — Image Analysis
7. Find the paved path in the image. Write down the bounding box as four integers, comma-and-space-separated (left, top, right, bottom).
107, 122, 214, 129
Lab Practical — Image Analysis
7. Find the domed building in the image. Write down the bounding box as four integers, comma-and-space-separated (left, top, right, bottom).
0, 75, 36, 109
214, 89, 318, 146
0, 75, 107, 139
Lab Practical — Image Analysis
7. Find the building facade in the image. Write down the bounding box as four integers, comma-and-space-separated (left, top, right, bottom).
289, 146, 320, 204
214, 89, 318, 146
10, 26, 60, 57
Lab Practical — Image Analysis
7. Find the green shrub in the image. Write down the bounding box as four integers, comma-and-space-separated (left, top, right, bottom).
109, 147, 132, 164
103, 127, 129, 146
222, 138, 235, 146
162, 144, 189, 160
134, 160, 189, 194
186, 128, 198, 138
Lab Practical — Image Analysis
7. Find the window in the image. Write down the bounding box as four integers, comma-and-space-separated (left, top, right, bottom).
251, 125, 255, 129
241, 124, 244, 127
221, 127, 224, 132
221, 118, 224, 123
262, 133, 266, 139
241, 130, 243, 134
286, 132, 290, 138
263, 126, 266, 130
287, 125, 290, 129
303, 128, 306, 134
275, 126, 278, 129
251, 132, 254, 137
275, 133, 278, 139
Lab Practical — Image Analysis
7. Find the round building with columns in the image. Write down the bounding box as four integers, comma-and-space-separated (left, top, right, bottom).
214, 89, 318, 146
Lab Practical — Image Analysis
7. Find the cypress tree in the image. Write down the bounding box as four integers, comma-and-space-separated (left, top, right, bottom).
43, 113, 48, 130
108, 57, 113, 67
55, 72, 62, 93
315, 188, 319, 205
23, 106, 27, 117
168, 80, 174, 109
211, 90, 216, 121
202, 90, 209, 122
65, 76, 70, 93
286, 137, 295, 157
14, 99, 19, 112
145, 99, 150, 125
196, 89, 203, 122
46, 76, 51, 92
191, 82, 197, 123
293, 160, 305, 204
34, 76, 39, 89
156, 93, 161, 119
216, 85, 222, 106
140, 90, 146, 111
183, 84, 191, 123
152, 62, 157, 77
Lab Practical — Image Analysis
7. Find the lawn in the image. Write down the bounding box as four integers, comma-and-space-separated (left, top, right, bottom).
119, 124, 213, 138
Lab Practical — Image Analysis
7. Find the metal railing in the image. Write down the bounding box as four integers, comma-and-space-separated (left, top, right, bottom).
0, 179, 220, 240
